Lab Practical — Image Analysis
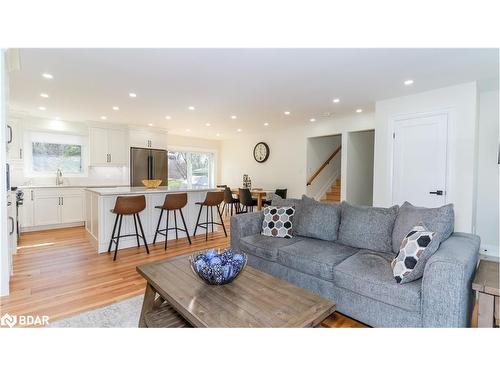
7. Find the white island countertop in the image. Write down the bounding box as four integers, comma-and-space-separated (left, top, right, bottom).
85, 186, 218, 196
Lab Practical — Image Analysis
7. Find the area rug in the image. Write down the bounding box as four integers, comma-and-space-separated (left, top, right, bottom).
49, 295, 144, 328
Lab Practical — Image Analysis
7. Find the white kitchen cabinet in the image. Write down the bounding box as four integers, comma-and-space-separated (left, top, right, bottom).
89, 127, 128, 165
107, 128, 128, 164
7, 117, 23, 161
60, 194, 84, 223
33, 196, 61, 226
129, 129, 168, 149
20, 188, 84, 230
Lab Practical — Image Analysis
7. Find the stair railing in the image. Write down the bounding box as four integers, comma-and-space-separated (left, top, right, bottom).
306, 146, 342, 186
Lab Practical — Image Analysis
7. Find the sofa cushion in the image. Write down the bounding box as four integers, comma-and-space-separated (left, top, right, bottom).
239, 234, 304, 262
277, 238, 359, 281
334, 250, 422, 312
392, 201, 454, 254
391, 224, 440, 284
337, 202, 399, 253
293, 195, 340, 241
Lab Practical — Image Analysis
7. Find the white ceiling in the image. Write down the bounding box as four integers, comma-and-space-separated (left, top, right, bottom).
9, 48, 499, 139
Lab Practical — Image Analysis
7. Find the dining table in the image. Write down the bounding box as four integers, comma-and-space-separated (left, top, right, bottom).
230, 188, 275, 210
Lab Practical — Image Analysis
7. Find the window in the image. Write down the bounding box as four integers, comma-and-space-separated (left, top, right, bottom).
25, 131, 87, 176
32, 142, 82, 173
168, 150, 214, 188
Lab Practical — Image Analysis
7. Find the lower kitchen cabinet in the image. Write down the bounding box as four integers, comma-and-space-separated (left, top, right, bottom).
21, 188, 85, 231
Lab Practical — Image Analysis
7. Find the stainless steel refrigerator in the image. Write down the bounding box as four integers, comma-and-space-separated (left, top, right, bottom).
130, 147, 168, 186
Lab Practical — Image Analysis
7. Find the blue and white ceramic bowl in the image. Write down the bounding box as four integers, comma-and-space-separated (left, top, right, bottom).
189, 248, 247, 285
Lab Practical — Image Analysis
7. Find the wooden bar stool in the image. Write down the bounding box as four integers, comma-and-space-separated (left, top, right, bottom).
153, 193, 191, 251
193, 191, 227, 240
108, 195, 149, 261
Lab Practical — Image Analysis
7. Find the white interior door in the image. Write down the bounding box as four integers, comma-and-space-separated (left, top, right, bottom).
392, 113, 448, 207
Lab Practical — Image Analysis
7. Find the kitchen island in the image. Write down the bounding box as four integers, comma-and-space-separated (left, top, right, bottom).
84, 186, 218, 253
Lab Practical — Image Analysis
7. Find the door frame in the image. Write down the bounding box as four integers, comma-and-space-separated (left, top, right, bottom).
389, 108, 456, 206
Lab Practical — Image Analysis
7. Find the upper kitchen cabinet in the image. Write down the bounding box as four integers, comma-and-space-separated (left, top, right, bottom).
7, 116, 24, 161
129, 128, 168, 150
89, 127, 128, 166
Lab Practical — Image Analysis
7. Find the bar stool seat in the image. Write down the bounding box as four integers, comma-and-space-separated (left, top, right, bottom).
153, 193, 191, 251
193, 191, 227, 240
108, 195, 149, 261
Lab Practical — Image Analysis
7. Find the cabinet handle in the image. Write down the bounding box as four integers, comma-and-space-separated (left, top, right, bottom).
9, 217, 15, 235
109, 154, 112, 163
7, 125, 12, 144
20, 148, 23, 159
31, 190, 34, 201
61, 197, 64, 205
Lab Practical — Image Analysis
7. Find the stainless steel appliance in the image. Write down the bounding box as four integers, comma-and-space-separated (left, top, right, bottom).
130, 147, 168, 186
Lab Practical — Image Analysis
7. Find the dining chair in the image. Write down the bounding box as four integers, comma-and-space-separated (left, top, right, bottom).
222, 186, 240, 216
263, 188, 288, 206
238, 188, 258, 213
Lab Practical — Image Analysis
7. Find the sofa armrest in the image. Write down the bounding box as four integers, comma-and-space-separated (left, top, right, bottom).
421, 232, 480, 327
230, 212, 264, 249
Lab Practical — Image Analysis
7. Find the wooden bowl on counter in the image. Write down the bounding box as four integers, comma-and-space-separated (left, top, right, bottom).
141, 179, 162, 188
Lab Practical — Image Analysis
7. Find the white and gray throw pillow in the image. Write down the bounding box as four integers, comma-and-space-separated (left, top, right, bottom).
261, 205, 295, 238
391, 224, 439, 284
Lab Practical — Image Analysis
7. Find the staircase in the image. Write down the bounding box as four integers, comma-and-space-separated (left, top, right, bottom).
321, 178, 341, 203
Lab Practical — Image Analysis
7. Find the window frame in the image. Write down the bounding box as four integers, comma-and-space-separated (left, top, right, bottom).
24, 130, 88, 177
167, 145, 217, 189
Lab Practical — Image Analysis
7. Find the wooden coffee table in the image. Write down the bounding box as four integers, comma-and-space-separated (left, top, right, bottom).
136, 255, 336, 327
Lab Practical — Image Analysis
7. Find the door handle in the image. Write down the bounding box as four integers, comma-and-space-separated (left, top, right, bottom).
429, 190, 444, 196
7, 125, 12, 144
9, 217, 15, 235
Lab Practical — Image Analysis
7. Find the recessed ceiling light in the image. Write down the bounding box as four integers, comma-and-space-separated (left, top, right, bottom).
112, 106, 119, 111
55, 116, 61, 120
129, 92, 137, 98
264, 122, 269, 126
100, 116, 107, 120
42, 73, 53, 79
356, 109, 363, 113
40, 93, 49, 98
231, 115, 237, 119
404, 79, 414, 86
309, 118, 316, 122
186, 128, 191, 132
205, 123, 211, 127
188, 106, 195, 111
237, 128, 242, 132
38, 106, 46, 111
216, 133, 221, 137
148, 123, 153, 127
284, 111, 291, 115
333, 98, 340, 103
165, 115, 171, 120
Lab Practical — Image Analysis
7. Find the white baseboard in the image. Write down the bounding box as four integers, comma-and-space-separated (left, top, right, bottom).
313, 170, 340, 201
20, 221, 85, 233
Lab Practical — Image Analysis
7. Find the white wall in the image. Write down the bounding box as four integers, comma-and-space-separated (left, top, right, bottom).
373, 82, 479, 233
220, 127, 308, 198
306, 134, 341, 199
345, 130, 374, 206
220, 113, 374, 199
475, 89, 499, 256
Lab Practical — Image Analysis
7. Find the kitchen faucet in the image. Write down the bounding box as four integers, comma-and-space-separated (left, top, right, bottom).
56, 169, 64, 186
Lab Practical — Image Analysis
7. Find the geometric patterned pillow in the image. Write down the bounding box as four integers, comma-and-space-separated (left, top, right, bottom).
391, 224, 439, 284
261, 206, 295, 238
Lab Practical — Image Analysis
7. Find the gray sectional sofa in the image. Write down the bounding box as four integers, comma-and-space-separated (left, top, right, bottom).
230, 197, 480, 327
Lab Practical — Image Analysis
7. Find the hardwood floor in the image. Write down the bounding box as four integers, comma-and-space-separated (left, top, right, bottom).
0, 220, 366, 328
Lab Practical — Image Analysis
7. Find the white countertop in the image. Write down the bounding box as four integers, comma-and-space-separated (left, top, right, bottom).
85, 186, 218, 196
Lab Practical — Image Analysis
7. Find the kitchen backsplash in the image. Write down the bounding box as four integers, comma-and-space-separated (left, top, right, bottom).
10, 162, 130, 187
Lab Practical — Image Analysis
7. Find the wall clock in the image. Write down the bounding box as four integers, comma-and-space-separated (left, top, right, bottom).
253, 142, 270, 163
